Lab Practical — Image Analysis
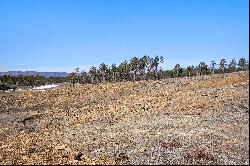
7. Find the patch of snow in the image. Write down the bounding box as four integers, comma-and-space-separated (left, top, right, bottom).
33, 84, 59, 90
16, 89, 25, 91
4, 89, 15, 92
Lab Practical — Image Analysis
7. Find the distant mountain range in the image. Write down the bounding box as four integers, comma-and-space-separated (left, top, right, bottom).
0, 71, 68, 78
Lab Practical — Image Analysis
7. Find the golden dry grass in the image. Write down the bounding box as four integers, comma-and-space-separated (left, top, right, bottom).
0, 71, 249, 165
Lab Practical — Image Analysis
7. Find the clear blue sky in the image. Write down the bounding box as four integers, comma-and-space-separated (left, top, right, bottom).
0, 0, 249, 72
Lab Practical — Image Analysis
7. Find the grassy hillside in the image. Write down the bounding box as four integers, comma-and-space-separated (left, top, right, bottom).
0, 71, 249, 165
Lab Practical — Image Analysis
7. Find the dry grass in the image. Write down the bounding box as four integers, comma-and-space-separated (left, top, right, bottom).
0, 71, 249, 165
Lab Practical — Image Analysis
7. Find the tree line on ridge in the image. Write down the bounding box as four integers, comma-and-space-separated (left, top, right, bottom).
67, 56, 249, 86
0, 55, 249, 91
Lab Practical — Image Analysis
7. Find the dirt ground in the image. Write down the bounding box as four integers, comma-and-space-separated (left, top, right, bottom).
0, 71, 249, 165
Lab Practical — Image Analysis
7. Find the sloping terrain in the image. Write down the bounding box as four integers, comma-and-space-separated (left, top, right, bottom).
0, 71, 249, 165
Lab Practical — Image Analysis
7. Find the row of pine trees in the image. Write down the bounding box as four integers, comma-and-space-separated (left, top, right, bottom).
67, 56, 249, 86
0, 56, 248, 90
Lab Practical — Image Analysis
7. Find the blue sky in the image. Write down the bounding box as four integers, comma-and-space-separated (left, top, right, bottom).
0, 0, 249, 72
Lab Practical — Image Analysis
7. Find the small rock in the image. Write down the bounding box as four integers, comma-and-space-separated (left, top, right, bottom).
74, 152, 83, 161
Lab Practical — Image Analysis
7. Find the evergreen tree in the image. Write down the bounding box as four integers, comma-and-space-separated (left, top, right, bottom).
219, 59, 227, 74
210, 61, 216, 75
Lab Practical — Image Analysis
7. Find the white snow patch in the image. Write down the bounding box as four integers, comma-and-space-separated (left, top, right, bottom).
16, 89, 25, 91
4, 89, 15, 92
33, 84, 59, 90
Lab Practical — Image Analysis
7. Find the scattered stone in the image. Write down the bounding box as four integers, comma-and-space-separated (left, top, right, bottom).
74, 152, 83, 161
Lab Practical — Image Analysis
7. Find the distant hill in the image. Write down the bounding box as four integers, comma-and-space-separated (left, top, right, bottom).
0, 71, 68, 78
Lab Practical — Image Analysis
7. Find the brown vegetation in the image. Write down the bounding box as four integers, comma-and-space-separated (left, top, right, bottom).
0, 71, 249, 165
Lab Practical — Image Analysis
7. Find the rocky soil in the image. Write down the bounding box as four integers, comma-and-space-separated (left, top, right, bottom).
0, 71, 249, 165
